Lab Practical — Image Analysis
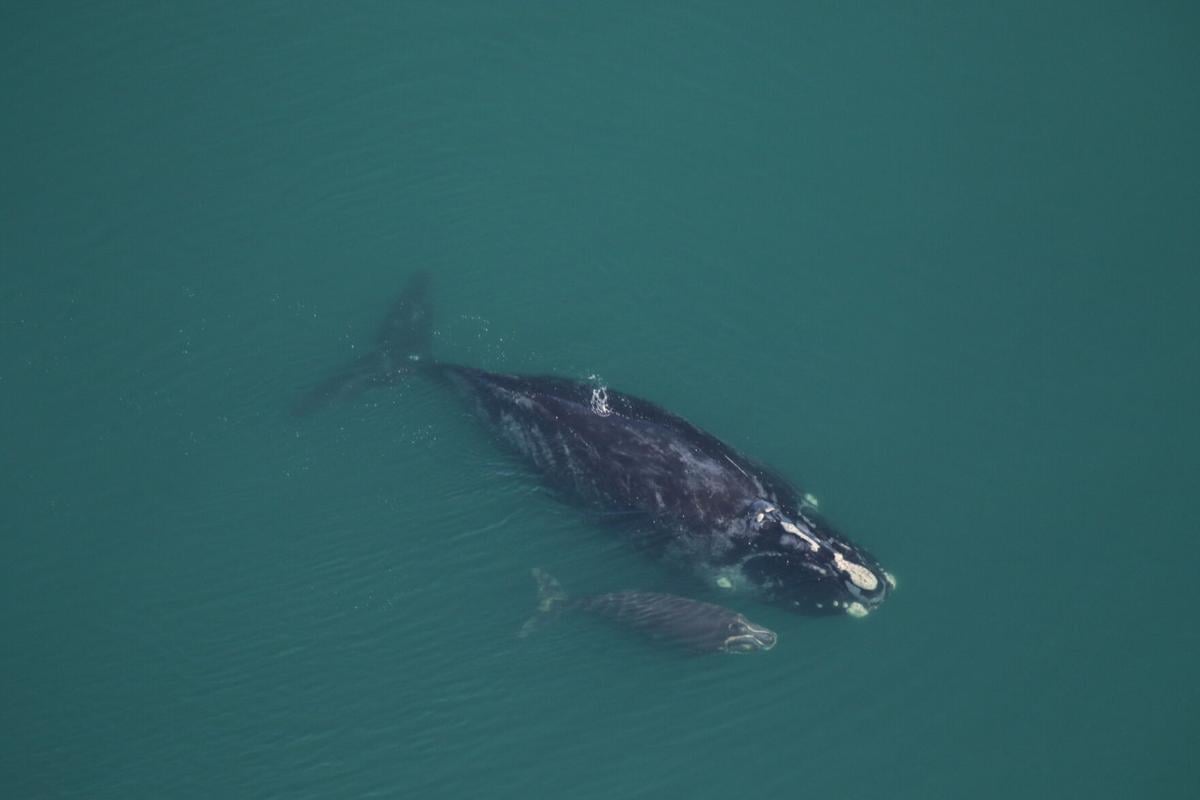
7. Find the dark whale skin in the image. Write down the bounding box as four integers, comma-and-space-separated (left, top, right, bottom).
297, 272, 893, 617
434, 365, 892, 616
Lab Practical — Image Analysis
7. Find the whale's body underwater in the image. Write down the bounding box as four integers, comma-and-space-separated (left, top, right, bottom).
296, 272, 893, 617
522, 569, 778, 654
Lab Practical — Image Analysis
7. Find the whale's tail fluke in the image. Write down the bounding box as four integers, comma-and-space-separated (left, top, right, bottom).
518, 568, 569, 638
292, 271, 434, 416
372, 270, 433, 363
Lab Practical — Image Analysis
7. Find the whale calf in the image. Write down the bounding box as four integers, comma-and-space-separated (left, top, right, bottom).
521, 568, 777, 654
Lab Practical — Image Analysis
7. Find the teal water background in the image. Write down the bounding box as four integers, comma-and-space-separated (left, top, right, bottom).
3, 3, 1198, 798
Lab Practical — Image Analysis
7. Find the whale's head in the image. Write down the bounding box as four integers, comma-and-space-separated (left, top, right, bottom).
720, 616, 778, 653
736, 499, 893, 617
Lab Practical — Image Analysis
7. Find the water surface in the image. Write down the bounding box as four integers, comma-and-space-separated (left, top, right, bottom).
3, 3, 1197, 798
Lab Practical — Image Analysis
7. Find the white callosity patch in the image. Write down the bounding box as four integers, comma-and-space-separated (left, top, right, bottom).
828, 599, 870, 617
779, 519, 820, 552
833, 551, 879, 592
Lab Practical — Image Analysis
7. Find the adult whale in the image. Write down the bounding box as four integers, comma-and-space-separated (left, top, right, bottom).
295, 272, 894, 617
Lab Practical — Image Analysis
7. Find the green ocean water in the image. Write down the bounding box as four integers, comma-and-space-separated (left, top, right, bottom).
3, 2, 1198, 797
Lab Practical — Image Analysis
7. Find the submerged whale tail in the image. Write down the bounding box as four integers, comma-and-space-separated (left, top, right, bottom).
518, 568, 569, 638
292, 271, 434, 415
